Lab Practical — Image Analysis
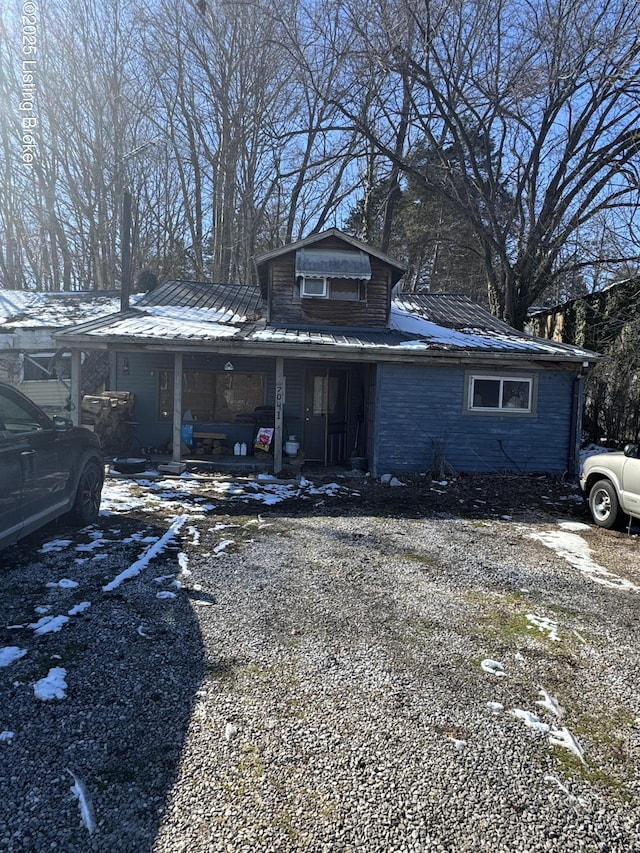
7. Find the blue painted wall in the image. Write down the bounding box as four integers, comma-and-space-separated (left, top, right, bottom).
112, 352, 305, 451
374, 363, 577, 475
112, 350, 578, 474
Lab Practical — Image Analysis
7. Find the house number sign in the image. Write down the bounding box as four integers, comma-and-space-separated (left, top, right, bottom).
275, 379, 285, 431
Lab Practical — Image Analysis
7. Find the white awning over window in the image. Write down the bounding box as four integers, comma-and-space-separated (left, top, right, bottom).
295, 248, 372, 280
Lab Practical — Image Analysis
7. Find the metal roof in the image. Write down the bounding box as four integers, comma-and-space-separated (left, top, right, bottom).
251, 326, 412, 348
136, 280, 263, 316
54, 281, 600, 363
395, 293, 514, 333
255, 228, 407, 274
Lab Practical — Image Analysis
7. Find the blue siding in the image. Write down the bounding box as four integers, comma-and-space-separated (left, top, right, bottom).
374, 363, 576, 475
112, 351, 174, 448
110, 350, 577, 474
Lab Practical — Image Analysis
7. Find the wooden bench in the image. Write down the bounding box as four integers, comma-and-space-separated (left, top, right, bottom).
193, 431, 227, 441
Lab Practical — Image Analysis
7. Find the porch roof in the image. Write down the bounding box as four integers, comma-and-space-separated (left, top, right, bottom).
54, 281, 600, 364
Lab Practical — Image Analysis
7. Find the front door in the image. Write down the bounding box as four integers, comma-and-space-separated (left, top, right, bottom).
303, 368, 348, 464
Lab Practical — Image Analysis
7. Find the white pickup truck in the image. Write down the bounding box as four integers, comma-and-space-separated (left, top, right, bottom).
580, 444, 640, 528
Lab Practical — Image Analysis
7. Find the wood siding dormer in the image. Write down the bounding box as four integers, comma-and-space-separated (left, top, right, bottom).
266, 235, 393, 328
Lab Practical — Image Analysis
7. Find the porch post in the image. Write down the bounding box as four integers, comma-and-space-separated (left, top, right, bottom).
69, 349, 82, 426
172, 352, 183, 463
273, 356, 284, 475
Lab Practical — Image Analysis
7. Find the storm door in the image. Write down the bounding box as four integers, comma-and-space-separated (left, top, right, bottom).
303, 368, 348, 463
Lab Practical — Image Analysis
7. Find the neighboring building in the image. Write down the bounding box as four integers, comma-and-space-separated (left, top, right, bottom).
0, 290, 119, 415
56, 230, 600, 476
528, 277, 640, 350
530, 278, 640, 445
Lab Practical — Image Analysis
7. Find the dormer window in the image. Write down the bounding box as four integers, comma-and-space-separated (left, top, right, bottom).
301, 276, 328, 298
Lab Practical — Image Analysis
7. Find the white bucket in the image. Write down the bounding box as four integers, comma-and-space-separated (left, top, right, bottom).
284, 439, 300, 456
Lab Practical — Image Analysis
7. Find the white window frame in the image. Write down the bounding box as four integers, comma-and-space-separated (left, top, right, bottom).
466, 373, 536, 415
20, 352, 72, 382
300, 276, 328, 298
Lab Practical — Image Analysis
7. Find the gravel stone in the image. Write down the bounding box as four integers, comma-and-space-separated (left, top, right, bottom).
0, 473, 638, 851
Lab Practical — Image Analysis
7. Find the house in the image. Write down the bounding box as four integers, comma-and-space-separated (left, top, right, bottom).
56, 230, 600, 476
0, 289, 119, 414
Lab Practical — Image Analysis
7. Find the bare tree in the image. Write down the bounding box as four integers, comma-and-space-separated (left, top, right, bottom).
310, 0, 640, 327
0, 0, 371, 291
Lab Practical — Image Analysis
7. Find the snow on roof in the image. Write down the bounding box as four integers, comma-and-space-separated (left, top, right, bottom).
77, 311, 241, 341
0, 290, 122, 330
389, 302, 597, 357
144, 304, 249, 326
53, 281, 599, 361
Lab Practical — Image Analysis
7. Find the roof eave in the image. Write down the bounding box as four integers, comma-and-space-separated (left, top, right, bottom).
54, 330, 601, 366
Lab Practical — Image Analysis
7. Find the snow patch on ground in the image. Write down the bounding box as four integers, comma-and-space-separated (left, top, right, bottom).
34, 667, 67, 700
29, 615, 70, 635
549, 727, 585, 763
100, 473, 351, 517
102, 515, 187, 591
526, 613, 561, 642
0, 646, 27, 667
529, 526, 639, 592
213, 539, 234, 555
556, 520, 591, 532
46, 578, 79, 589
511, 709, 550, 733
68, 602, 91, 616
536, 687, 564, 718
39, 539, 73, 553
67, 770, 96, 834
481, 659, 505, 676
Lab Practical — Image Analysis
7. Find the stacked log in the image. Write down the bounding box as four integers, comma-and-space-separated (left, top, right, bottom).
81, 391, 136, 455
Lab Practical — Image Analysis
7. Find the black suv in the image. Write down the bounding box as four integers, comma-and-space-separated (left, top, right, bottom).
0, 382, 104, 549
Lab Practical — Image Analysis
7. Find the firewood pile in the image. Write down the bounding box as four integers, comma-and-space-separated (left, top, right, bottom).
81, 390, 136, 455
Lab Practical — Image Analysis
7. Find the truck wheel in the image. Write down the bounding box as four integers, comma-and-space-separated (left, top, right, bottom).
588, 479, 622, 529
69, 462, 103, 525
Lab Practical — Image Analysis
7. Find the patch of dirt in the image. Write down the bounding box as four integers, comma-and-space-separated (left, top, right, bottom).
279, 471, 591, 523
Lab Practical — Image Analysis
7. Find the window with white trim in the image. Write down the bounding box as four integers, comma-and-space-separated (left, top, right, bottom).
21, 352, 72, 382
467, 374, 533, 413
300, 276, 328, 298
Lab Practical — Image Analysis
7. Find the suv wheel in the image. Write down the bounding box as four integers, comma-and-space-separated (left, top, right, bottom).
69, 462, 103, 525
588, 479, 622, 529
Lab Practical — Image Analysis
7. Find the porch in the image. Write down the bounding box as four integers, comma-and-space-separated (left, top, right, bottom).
77, 351, 375, 477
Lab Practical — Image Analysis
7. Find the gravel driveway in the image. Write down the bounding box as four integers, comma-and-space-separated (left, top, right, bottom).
0, 471, 639, 852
